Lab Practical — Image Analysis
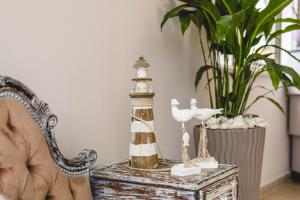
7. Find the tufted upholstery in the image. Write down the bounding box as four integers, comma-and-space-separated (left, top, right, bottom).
0, 98, 92, 200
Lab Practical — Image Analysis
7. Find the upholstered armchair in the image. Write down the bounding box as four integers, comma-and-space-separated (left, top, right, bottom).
0, 76, 97, 200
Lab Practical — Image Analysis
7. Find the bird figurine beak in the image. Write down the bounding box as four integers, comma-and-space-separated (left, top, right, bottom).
171, 98, 180, 106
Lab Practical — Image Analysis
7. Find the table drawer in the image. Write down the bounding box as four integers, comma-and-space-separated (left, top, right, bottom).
91, 178, 196, 199
201, 175, 238, 200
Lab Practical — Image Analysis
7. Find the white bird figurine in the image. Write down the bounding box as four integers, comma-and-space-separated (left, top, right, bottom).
182, 132, 190, 147
171, 98, 194, 168
171, 99, 195, 124
190, 98, 223, 121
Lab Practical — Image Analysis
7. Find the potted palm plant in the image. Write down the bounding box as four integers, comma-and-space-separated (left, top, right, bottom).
161, 0, 300, 199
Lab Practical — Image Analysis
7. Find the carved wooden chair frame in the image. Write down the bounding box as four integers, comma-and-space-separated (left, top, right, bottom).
0, 75, 97, 175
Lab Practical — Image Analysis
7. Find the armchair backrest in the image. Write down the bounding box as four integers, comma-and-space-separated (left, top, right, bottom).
0, 76, 97, 199
0, 76, 97, 175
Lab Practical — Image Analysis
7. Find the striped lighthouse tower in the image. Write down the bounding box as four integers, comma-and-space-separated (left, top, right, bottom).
129, 56, 159, 169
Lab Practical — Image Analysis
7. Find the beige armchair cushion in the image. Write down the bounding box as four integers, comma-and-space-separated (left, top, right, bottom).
0, 98, 92, 200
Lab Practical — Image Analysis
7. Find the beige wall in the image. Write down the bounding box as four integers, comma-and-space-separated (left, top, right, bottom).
252, 78, 289, 187
0, 0, 202, 163
0, 0, 289, 187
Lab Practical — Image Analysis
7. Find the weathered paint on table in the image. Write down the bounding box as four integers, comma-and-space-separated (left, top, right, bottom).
89, 160, 238, 199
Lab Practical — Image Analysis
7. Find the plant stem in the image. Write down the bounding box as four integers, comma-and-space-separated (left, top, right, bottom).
199, 30, 213, 108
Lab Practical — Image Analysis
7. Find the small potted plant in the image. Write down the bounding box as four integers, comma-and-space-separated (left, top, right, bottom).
161, 0, 300, 199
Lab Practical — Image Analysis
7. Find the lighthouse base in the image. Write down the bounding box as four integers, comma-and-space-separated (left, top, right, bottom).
171, 163, 202, 176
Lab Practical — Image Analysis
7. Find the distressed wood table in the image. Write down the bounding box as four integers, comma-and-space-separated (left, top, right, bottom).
89, 160, 238, 200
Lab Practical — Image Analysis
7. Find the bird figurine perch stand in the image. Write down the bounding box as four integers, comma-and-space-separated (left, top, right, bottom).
190, 98, 223, 169
170, 99, 202, 176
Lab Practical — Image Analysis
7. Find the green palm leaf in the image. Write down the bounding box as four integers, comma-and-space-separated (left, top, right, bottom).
250, 0, 292, 44
195, 65, 214, 88
161, 5, 187, 30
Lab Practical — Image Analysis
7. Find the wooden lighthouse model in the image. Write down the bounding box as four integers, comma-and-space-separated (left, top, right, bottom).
129, 56, 159, 169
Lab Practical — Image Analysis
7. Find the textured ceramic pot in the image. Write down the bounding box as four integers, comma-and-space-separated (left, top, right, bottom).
194, 126, 265, 200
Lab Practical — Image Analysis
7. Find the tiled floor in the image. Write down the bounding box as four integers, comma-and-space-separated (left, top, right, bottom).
260, 179, 300, 200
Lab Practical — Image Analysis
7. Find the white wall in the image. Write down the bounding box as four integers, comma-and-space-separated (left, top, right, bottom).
250, 78, 289, 187
0, 0, 202, 163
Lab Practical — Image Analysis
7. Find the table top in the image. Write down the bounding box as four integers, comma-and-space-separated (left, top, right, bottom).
90, 160, 238, 191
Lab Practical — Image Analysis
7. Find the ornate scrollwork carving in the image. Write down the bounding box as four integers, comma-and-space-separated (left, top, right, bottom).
0, 75, 97, 175
47, 114, 57, 128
